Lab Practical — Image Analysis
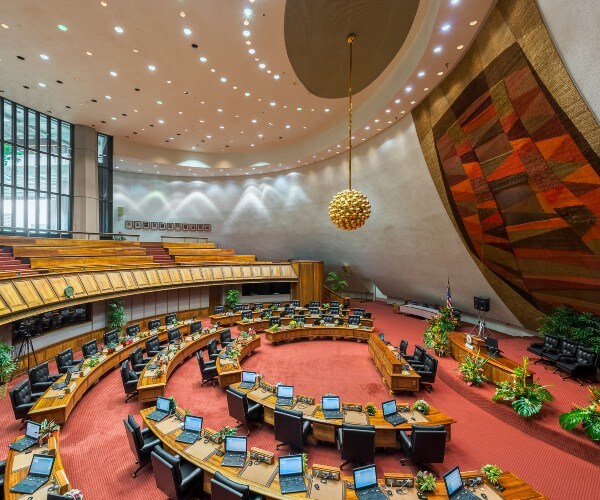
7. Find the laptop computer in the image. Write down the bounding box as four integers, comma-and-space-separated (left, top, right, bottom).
52, 370, 72, 390
175, 415, 203, 444
238, 371, 257, 390
276, 385, 294, 406
444, 466, 478, 500
353, 464, 386, 500
146, 396, 172, 421
322, 396, 343, 419
10, 420, 41, 452
221, 436, 247, 467
278, 454, 307, 495
382, 400, 407, 426
9, 454, 55, 495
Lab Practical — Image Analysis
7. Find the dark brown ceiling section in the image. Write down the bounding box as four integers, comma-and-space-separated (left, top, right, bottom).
284, 0, 420, 99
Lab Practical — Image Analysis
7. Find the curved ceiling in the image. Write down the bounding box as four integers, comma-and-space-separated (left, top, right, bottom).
0, 0, 494, 176
285, 0, 419, 98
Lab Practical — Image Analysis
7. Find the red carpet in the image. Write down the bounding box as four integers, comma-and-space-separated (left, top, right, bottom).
1, 301, 599, 499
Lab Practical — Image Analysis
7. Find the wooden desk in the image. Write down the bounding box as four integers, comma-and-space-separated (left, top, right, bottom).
5, 431, 70, 500
209, 307, 312, 326
27, 324, 194, 423
216, 335, 261, 387
137, 329, 224, 403
264, 325, 374, 343
234, 379, 455, 446
368, 335, 421, 393
237, 316, 374, 333
448, 332, 532, 385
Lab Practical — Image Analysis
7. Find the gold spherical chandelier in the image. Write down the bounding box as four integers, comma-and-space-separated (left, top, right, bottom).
328, 34, 371, 231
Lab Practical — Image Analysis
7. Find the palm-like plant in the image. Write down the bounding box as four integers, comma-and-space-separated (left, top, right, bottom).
559, 386, 600, 441
459, 351, 488, 386
326, 271, 348, 293
0, 341, 17, 398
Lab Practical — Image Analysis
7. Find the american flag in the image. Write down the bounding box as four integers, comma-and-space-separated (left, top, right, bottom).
446, 278, 452, 309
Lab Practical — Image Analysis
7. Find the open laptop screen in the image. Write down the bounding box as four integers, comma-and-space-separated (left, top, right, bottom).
444, 466, 463, 496
277, 385, 294, 398
184, 415, 203, 433
354, 465, 377, 490
322, 396, 340, 411
382, 400, 397, 416
279, 455, 303, 477
241, 371, 256, 384
25, 421, 41, 440
225, 436, 246, 453
29, 455, 54, 476
156, 396, 171, 413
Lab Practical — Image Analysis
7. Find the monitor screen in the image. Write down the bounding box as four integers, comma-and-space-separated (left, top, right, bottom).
322, 396, 340, 411
348, 315, 360, 325
242, 371, 256, 384
215, 305, 225, 314
277, 385, 294, 398
190, 321, 202, 334
225, 436, 247, 453
378, 333, 385, 341
279, 455, 303, 477
126, 324, 140, 337
165, 313, 177, 325
354, 465, 377, 490
156, 396, 171, 412
444, 466, 463, 496
26, 420, 41, 440
382, 400, 397, 416
29, 455, 54, 476
184, 415, 203, 433
148, 319, 161, 330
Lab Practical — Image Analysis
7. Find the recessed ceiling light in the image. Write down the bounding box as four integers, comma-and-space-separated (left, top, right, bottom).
405, 86, 412, 92
166, 80, 172, 84
385, 109, 391, 113
156, 100, 162, 104
158, 119, 164, 124
111, 117, 117, 121
438, 71, 444, 76
259, 63, 266, 69
365, 126, 370, 130
38, 82, 46, 87
243, 30, 250, 37
220, 77, 227, 83
199, 56, 207, 62
470, 20, 478, 26
246, 41, 251, 46
418, 71, 425, 77
451, 0, 460, 4
433, 46, 442, 53
244, 92, 251, 97
251, 119, 257, 123
219, 125, 224, 129
1, 24, 9, 29
217, 108, 223, 112
183, 28, 192, 35
267, 70, 271, 74
207, 135, 212, 139
148, 65, 156, 71
132, 49, 138, 53
424, 87, 429, 91
248, 49, 255, 55
296, 107, 302, 111
210, 68, 216, 72
441, 24, 451, 32
101, 1, 108, 6
324, 108, 330, 112
258, 134, 263, 138
457, 44, 464, 50
105, 95, 111, 99
40, 54, 49, 60
114, 26, 124, 33
110, 71, 117, 76
374, 119, 380, 123
180, 11, 186, 17
394, 98, 401, 104
285, 124, 291, 129
269, 101, 276, 106
86, 51, 93, 56
58, 24, 68, 31
411, 101, 415, 104
273, 74, 280, 80
244, 20, 250, 26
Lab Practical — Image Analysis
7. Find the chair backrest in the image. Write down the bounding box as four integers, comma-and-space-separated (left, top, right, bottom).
543, 334, 560, 350
146, 335, 159, 352
168, 328, 181, 342
575, 346, 597, 366
340, 424, 375, 463
151, 447, 181, 499
81, 339, 98, 357
28, 361, 50, 385
55, 348, 74, 369
413, 345, 425, 362
410, 425, 447, 464
274, 407, 305, 449
130, 347, 143, 366
103, 329, 119, 345
399, 340, 408, 356
123, 417, 142, 461
226, 387, 248, 424
208, 339, 219, 357
422, 354, 437, 373
120, 360, 138, 385
559, 339, 579, 357
220, 329, 232, 344
211, 471, 249, 499
10, 379, 32, 408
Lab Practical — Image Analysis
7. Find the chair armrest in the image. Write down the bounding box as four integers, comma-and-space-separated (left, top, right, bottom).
336, 428, 343, 449
180, 467, 202, 489
32, 391, 45, 399
49, 374, 62, 382
32, 382, 52, 392
17, 402, 36, 412
529, 342, 543, 348
397, 430, 411, 452
141, 427, 155, 440
220, 340, 232, 348
558, 356, 576, 363
72, 358, 83, 365
140, 437, 161, 453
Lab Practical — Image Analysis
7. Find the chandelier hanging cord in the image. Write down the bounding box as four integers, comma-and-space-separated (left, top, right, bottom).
347, 34, 355, 190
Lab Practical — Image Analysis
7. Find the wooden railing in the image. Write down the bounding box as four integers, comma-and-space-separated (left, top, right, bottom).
161, 235, 210, 243
323, 285, 346, 303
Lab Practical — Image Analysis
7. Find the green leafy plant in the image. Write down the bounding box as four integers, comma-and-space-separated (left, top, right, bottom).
268, 324, 281, 333
558, 386, 600, 441
288, 320, 298, 328
493, 357, 554, 417
225, 289, 240, 311
0, 340, 17, 397
423, 306, 455, 356
538, 306, 600, 353
458, 351, 488, 386
481, 464, 502, 485
84, 356, 100, 368
365, 402, 376, 416
326, 271, 348, 293
107, 298, 126, 333
218, 426, 237, 440
416, 470, 436, 492
412, 400, 430, 414
39, 419, 60, 439
301, 452, 308, 472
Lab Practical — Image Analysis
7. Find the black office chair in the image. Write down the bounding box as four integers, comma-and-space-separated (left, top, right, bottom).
545, 339, 579, 367
274, 406, 311, 452
398, 424, 447, 476
146, 335, 164, 357
151, 446, 203, 499
0, 459, 5, 500
10, 380, 43, 426
527, 334, 561, 364
55, 348, 82, 374
405, 345, 426, 367
28, 361, 61, 392
207, 339, 221, 361
120, 360, 139, 402
555, 346, 598, 385
336, 423, 375, 469
211, 471, 265, 500
103, 329, 119, 346
123, 414, 160, 478
196, 351, 218, 386
414, 353, 438, 392
168, 328, 181, 343
130, 347, 151, 373
226, 387, 263, 435
81, 339, 99, 358
399, 339, 408, 357
220, 329, 237, 348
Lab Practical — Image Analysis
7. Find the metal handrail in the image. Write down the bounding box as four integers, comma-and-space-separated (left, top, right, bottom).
160, 235, 210, 243
0, 226, 140, 241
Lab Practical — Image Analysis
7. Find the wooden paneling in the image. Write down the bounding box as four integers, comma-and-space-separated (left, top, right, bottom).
369, 334, 421, 392
29, 256, 154, 269
167, 248, 234, 255
174, 255, 256, 263
290, 260, 324, 306
13, 280, 44, 307
0, 282, 27, 311
13, 247, 145, 257
30, 277, 60, 303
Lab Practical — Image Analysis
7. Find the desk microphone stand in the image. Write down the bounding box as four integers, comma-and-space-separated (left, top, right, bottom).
469, 310, 492, 339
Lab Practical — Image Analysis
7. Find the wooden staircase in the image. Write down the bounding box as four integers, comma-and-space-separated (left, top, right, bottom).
140, 242, 175, 266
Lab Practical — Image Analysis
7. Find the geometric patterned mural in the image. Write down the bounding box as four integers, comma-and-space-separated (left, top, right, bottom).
413, 0, 600, 323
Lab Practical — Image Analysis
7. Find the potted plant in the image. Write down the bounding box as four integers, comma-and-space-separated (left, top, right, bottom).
416, 470, 436, 497
493, 357, 554, 417
423, 306, 455, 357
288, 320, 298, 329
225, 289, 240, 311
64, 489, 84, 500
218, 426, 237, 442
0, 340, 17, 399
227, 346, 241, 359
326, 271, 348, 293
39, 419, 60, 444
107, 298, 126, 333
412, 400, 430, 414
458, 352, 488, 386
268, 324, 280, 333
559, 386, 600, 441
322, 303, 330, 310
481, 464, 502, 486
365, 402, 376, 416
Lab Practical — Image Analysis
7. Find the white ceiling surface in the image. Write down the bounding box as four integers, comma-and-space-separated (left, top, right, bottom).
0, 0, 493, 176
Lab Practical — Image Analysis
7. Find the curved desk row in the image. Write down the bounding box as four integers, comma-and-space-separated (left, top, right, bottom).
237, 317, 375, 334
5, 431, 71, 500
368, 334, 422, 393
233, 378, 455, 446
142, 406, 544, 499
211, 308, 374, 328
215, 335, 261, 387
263, 325, 374, 343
